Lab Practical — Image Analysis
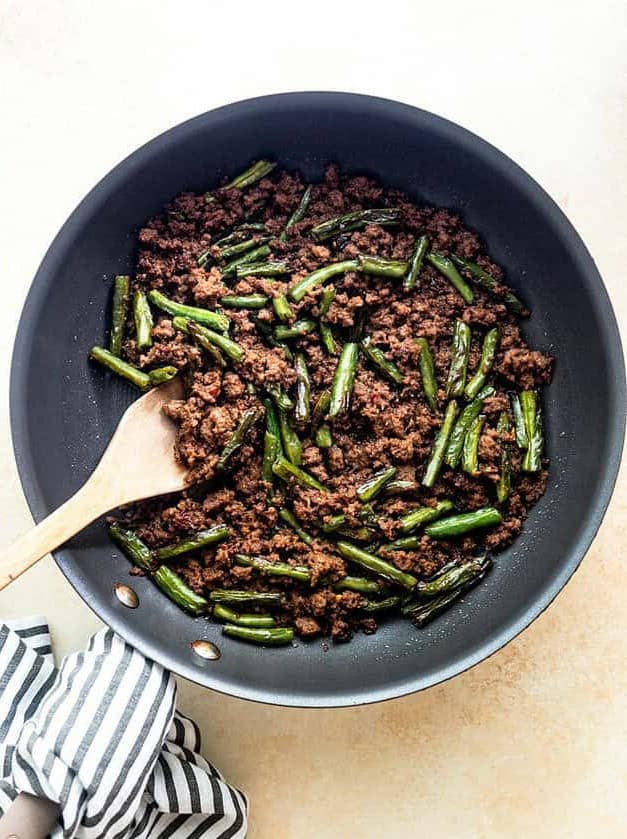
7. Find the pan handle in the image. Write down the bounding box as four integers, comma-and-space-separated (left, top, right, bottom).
0, 793, 60, 839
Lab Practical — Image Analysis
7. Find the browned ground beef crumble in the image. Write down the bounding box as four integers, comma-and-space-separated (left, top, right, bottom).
119, 164, 553, 643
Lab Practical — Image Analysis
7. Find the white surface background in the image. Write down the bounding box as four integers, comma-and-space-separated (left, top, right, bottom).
1, 2, 626, 836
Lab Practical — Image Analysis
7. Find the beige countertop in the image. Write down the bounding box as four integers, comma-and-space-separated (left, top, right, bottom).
1, 1, 626, 836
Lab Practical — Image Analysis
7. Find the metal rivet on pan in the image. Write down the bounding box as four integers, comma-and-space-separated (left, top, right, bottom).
191, 640, 221, 661
113, 583, 139, 609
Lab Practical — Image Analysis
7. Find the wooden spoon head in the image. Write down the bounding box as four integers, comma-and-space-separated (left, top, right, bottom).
95, 378, 189, 506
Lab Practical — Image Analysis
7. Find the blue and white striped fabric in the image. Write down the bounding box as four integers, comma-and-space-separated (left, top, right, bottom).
0, 620, 247, 838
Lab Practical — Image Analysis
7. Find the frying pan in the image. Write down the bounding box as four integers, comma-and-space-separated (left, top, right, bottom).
10, 93, 625, 707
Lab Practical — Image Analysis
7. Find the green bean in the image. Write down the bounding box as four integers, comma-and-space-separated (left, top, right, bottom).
445, 387, 495, 468
171, 316, 226, 368
450, 254, 526, 315
278, 408, 303, 466
212, 605, 276, 628
318, 286, 337, 354
382, 480, 419, 497
361, 595, 402, 613
356, 467, 397, 503
402, 588, 465, 627
319, 286, 335, 317
278, 508, 313, 546
156, 525, 231, 560
207, 160, 276, 197
521, 391, 543, 472
415, 337, 438, 411
288, 260, 359, 303
272, 456, 329, 492
255, 318, 293, 360
219, 236, 271, 261
336, 540, 418, 590
361, 337, 404, 384
446, 319, 471, 398
328, 342, 359, 418
462, 415, 484, 475
220, 294, 268, 309
109, 524, 208, 615
310, 208, 401, 242
511, 392, 528, 448
425, 507, 502, 538
379, 535, 422, 552
89, 346, 150, 390
292, 353, 311, 424
357, 254, 408, 278
315, 424, 333, 448
422, 400, 459, 488
236, 261, 289, 279
209, 589, 284, 608
496, 412, 512, 502
426, 253, 474, 304
222, 244, 272, 277
465, 328, 499, 400
213, 222, 267, 249
273, 294, 293, 322
415, 555, 492, 595
148, 366, 178, 385
399, 500, 454, 534
274, 319, 316, 340
217, 407, 264, 470
109, 275, 130, 356
333, 576, 382, 594
222, 625, 294, 646
267, 383, 294, 411
187, 321, 244, 362
403, 236, 429, 291
262, 398, 282, 481
312, 390, 331, 427
147, 289, 229, 333
234, 554, 310, 583
280, 184, 312, 241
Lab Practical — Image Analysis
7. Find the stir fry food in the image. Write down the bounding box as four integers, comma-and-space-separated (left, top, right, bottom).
90, 161, 553, 646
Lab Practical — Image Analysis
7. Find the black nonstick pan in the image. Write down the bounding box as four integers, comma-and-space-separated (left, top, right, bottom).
10, 93, 625, 707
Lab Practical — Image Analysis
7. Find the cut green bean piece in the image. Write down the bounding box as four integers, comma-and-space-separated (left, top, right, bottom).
236, 261, 289, 279
425, 508, 502, 539
288, 260, 359, 303
357, 254, 408, 278
402, 588, 465, 627
465, 328, 499, 400
274, 319, 316, 340
278, 508, 313, 546
220, 294, 268, 309
496, 412, 512, 503
415, 337, 438, 411
445, 386, 495, 468
187, 321, 244, 362
356, 467, 397, 503
89, 346, 151, 390
234, 554, 310, 583
217, 407, 263, 470
315, 424, 333, 448
222, 244, 272, 277
110, 275, 130, 356
336, 540, 418, 590
148, 366, 178, 385
422, 400, 459, 488
403, 236, 429, 291
333, 576, 382, 594
294, 353, 311, 423
328, 342, 359, 418
156, 525, 231, 560
278, 408, 303, 466
148, 290, 230, 333
213, 223, 267, 249
312, 390, 331, 427
209, 589, 284, 608
382, 480, 419, 497
521, 391, 543, 472
280, 184, 312, 241
262, 398, 282, 481
426, 253, 474, 304
319, 323, 337, 355
319, 286, 335, 317
171, 316, 226, 367
379, 535, 422, 552
462, 415, 484, 476
446, 319, 471, 398
225, 160, 276, 190
310, 208, 401, 242
267, 383, 294, 411
361, 595, 402, 613
273, 294, 293, 322
361, 337, 404, 384
415, 555, 492, 596
511, 392, 528, 448
222, 625, 294, 646
219, 236, 270, 261
212, 605, 276, 628
272, 456, 329, 492
399, 500, 454, 534
451, 254, 526, 315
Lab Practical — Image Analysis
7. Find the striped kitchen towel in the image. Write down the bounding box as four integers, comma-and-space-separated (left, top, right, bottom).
0, 619, 247, 838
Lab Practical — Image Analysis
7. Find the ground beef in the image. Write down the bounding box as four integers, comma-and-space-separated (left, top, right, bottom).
117, 164, 552, 643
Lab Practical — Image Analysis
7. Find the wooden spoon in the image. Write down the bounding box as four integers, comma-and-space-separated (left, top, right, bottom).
0, 378, 188, 591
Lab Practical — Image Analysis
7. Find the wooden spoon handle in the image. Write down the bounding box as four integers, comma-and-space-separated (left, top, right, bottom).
0, 481, 111, 591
